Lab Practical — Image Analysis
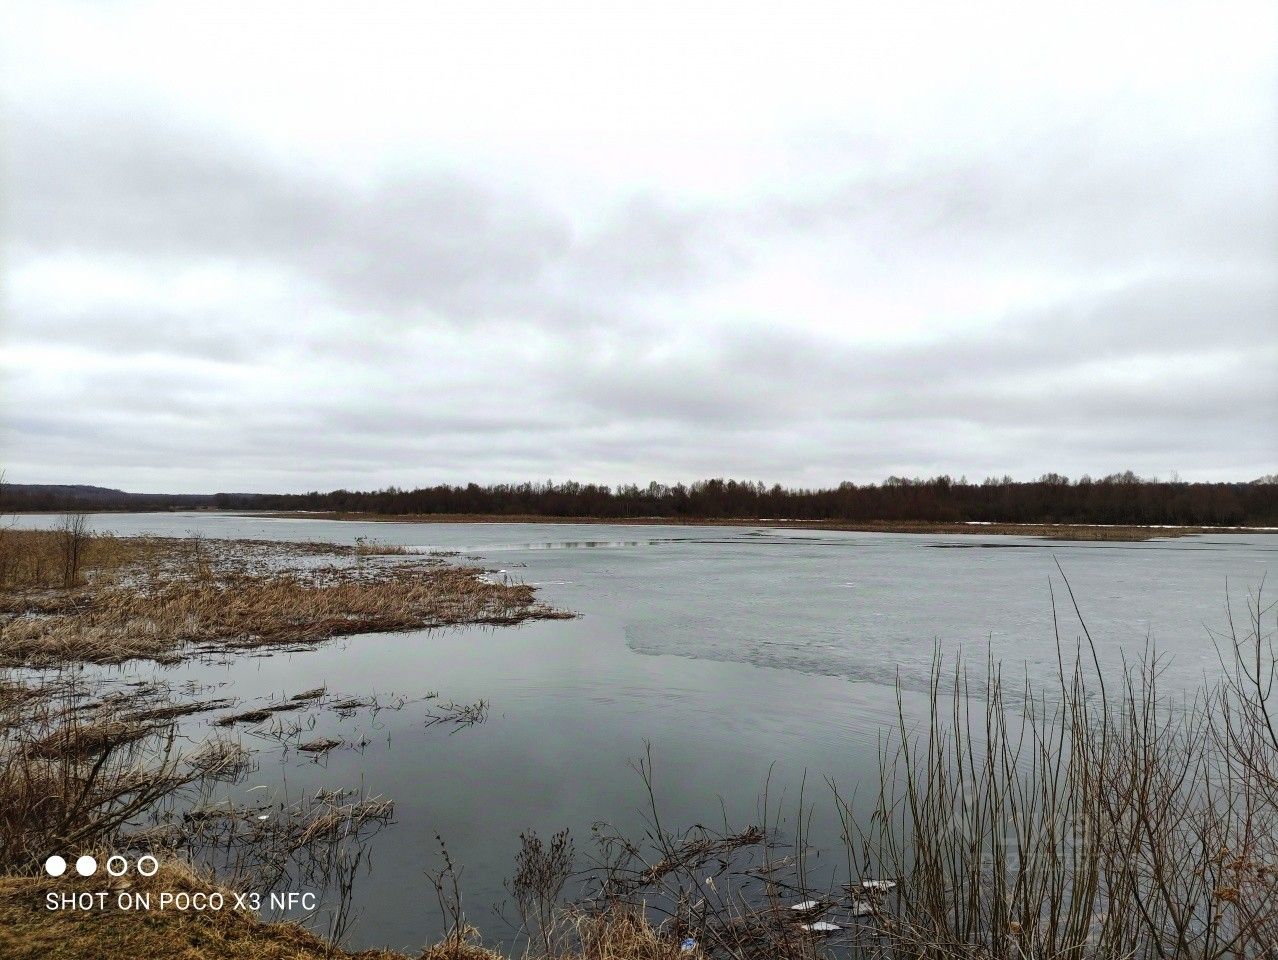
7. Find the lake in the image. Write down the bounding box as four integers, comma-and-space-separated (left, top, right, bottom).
13, 513, 1277, 953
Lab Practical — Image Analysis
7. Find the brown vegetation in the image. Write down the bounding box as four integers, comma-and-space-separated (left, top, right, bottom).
0, 862, 406, 960
0, 527, 571, 667
0, 526, 167, 592
262, 513, 1227, 541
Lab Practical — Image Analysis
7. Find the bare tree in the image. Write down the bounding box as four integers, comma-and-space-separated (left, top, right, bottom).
0, 470, 10, 588
57, 512, 90, 588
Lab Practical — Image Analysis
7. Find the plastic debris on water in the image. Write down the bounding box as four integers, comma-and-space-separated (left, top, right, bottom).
861, 879, 897, 891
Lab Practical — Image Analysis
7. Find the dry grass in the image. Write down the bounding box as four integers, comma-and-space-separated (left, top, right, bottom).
354, 536, 411, 556
298, 737, 342, 753
0, 884, 694, 960
0, 527, 168, 591
0, 529, 572, 667
569, 910, 694, 960
0, 861, 408, 960
567, 585, 1278, 960
831, 621, 1278, 958
419, 928, 506, 960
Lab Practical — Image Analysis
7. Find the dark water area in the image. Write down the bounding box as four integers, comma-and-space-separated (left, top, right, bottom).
13, 513, 1276, 953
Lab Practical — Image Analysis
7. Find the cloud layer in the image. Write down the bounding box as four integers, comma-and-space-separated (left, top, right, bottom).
4, 1, 1275, 491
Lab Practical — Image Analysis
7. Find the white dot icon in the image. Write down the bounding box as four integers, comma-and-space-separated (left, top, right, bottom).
44, 856, 67, 877
75, 855, 97, 877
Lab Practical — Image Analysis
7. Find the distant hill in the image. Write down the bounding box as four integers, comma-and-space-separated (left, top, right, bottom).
8, 484, 130, 501
0, 483, 215, 512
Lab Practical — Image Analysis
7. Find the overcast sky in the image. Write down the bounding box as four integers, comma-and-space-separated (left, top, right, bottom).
3, 1, 1275, 493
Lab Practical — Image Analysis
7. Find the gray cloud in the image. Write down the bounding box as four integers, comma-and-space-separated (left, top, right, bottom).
4, 4, 1276, 492
9, 110, 577, 322
763, 116, 1278, 279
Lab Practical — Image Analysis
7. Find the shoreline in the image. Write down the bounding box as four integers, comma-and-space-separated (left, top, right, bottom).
240, 511, 1272, 541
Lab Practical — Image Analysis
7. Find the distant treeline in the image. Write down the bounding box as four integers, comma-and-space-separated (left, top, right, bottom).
210, 473, 1278, 527
4, 475, 1276, 527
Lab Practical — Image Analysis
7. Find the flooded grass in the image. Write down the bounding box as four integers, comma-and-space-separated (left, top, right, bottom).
424, 698, 489, 730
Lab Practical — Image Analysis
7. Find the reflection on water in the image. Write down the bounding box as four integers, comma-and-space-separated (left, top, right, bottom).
11, 513, 1276, 952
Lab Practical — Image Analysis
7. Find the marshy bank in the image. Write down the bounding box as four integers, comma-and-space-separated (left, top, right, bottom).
0, 520, 577, 956
0, 524, 572, 667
